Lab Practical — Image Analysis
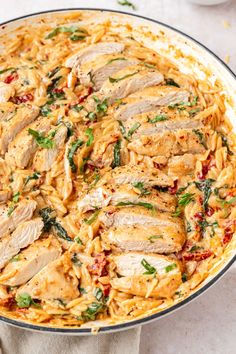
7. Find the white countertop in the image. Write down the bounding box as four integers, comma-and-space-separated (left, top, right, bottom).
0, 1, 235, 353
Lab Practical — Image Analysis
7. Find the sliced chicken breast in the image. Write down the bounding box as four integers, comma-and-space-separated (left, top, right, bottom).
0, 105, 39, 154
99, 206, 183, 229
0, 190, 11, 204
114, 86, 189, 121
0, 199, 37, 239
16, 253, 79, 301
6, 118, 51, 168
65, 42, 125, 69
0, 82, 15, 103
78, 184, 176, 213
87, 65, 164, 108
0, 218, 44, 269
0, 236, 61, 286
78, 54, 139, 90
111, 252, 182, 298
102, 224, 185, 253
168, 154, 197, 176
128, 128, 206, 157
98, 165, 174, 188
33, 125, 67, 172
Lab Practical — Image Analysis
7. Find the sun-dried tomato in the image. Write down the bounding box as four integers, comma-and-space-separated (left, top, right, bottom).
88, 254, 108, 276
4, 73, 18, 84
12, 93, 34, 104
182, 250, 212, 262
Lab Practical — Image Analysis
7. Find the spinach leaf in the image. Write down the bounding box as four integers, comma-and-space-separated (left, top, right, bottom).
67, 139, 84, 172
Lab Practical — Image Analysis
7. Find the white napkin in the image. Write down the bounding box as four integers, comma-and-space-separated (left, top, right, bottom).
0, 323, 141, 354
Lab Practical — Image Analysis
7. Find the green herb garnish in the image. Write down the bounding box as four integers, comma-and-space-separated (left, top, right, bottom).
132, 182, 150, 196
67, 139, 84, 172
0, 67, 15, 75
166, 78, 180, 87
81, 302, 105, 321
94, 288, 103, 301
111, 140, 121, 169
109, 70, 139, 83
24, 172, 41, 186
127, 122, 141, 138
7, 192, 20, 217
85, 128, 94, 147
107, 57, 127, 65
116, 201, 154, 210
16, 293, 40, 308
28, 129, 56, 149
148, 235, 163, 243
70, 34, 86, 41
220, 133, 233, 155
93, 96, 108, 115
75, 236, 83, 245
165, 263, 177, 273
118, 0, 136, 10
71, 254, 83, 266
141, 259, 157, 275
10, 254, 21, 262
194, 179, 215, 211
47, 66, 61, 78
193, 129, 207, 149
84, 210, 100, 225
148, 114, 168, 123
45, 26, 88, 39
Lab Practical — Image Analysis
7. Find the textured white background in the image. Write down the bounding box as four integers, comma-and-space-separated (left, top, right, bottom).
0, 1, 235, 354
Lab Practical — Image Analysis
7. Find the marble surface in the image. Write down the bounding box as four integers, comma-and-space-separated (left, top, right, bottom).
0, 1, 235, 353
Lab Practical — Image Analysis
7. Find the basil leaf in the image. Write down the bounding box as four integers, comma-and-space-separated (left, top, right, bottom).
127, 122, 141, 138
67, 139, 84, 172
28, 129, 56, 149
132, 182, 150, 196
141, 259, 157, 275
0, 67, 15, 75
24, 172, 41, 186
84, 210, 100, 225
165, 263, 177, 273
109, 71, 139, 83
148, 114, 168, 123
45, 26, 88, 39
111, 140, 121, 169
118, 0, 136, 10
7, 192, 20, 217
192, 129, 207, 149
116, 201, 154, 210
85, 128, 94, 147
106, 57, 127, 65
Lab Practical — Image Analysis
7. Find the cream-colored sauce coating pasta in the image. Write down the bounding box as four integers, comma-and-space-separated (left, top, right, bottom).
0, 11, 235, 328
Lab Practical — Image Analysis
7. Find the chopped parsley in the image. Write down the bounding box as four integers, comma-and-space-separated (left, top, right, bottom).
192, 129, 207, 149
165, 263, 177, 273
28, 129, 56, 149
148, 114, 168, 123
7, 192, 20, 217
116, 201, 154, 210
84, 210, 100, 225
117, 0, 136, 10
132, 182, 150, 196
67, 139, 84, 172
85, 128, 94, 147
111, 140, 121, 169
166, 78, 180, 87
109, 70, 139, 83
24, 172, 41, 186
141, 259, 157, 275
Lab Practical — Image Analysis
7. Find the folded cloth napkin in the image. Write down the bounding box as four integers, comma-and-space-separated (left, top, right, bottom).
0, 323, 141, 354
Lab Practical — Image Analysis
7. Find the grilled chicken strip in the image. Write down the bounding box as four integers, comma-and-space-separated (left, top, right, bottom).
128, 128, 206, 157
111, 252, 182, 298
0, 236, 61, 286
87, 65, 164, 108
99, 206, 183, 229
65, 42, 125, 69
16, 253, 79, 301
33, 125, 67, 172
102, 224, 185, 254
0, 82, 15, 103
0, 105, 39, 154
168, 154, 197, 176
78, 184, 176, 213
98, 165, 174, 188
0, 199, 37, 239
6, 118, 51, 168
0, 190, 11, 204
0, 218, 44, 269
114, 86, 189, 121
78, 55, 139, 90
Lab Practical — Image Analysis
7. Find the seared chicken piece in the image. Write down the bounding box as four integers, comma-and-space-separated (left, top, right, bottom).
168, 154, 197, 176
33, 125, 67, 172
78, 54, 139, 90
102, 224, 185, 254
98, 165, 174, 188
0, 218, 44, 269
111, 252, 182, 298
0, 199, 37, 239
0, 105, 39, 154
6, 118, 51, 168
78, 184, 176, 213
16, 253, 79, 301
0, 190, 11, 204
65, 42, 125, 69
87, 65, 164, 107
0, 236, 61, 286
128, 128, 206, 157
0, 82, 15, 103
99, 206, 183, 229
114, 86, 189, 121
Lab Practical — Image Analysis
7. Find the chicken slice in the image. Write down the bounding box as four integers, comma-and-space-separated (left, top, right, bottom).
0, 199, 37, 239
0, 82, 15, 103
65, 42, 125, 69
33, 125, 67, 172
0, 236, 61, 286
114, 86, 189, 121
78, 54, 139, 90
0, 105, 39, 154
99, 206, 183, 229
111, 252, 182, 298
16, 253, 79, 301
98, 165, 174, 187
87, 65, 164, 108
168, 154, 197, 177
0, 218, 44, 269
128, 128, 206, 157
78, 184, 176, 213
6, 118, 51, 168
0, 190, 11, 204
102, 224, 185, 254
